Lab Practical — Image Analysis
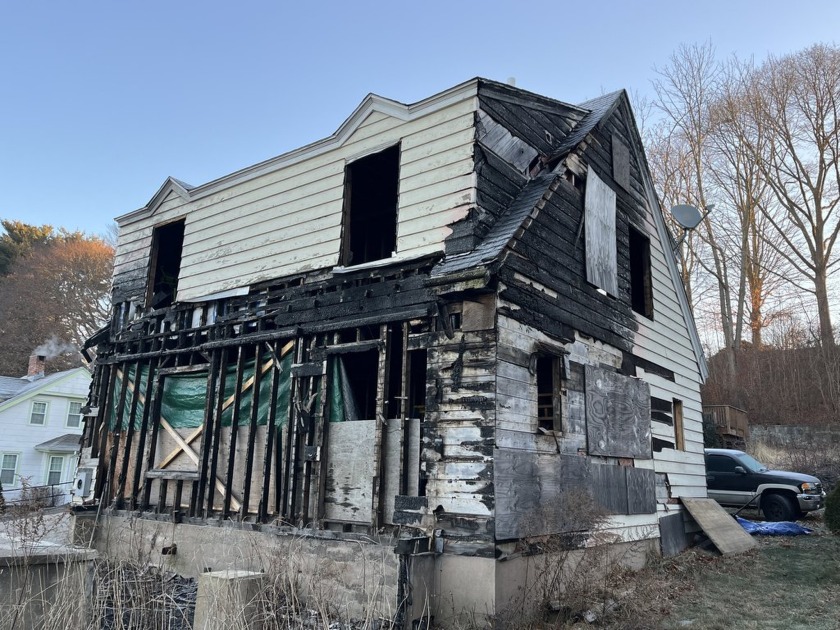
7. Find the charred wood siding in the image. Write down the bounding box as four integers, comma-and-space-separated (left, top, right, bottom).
423, 328, 496, 556
477, 83, 585, 155
498, 175, 638, 352
474, 143, 527, 236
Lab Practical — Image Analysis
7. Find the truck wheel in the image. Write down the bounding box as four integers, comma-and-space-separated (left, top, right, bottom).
762, 494, 795, 521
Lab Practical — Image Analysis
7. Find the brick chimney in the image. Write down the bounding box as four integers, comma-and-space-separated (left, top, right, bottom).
27, 354, 46, 379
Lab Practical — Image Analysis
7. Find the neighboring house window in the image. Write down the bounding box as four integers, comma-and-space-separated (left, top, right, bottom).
536, 355, 564, 432
148, 218, 186, 309
584, 166, 618, 296
673, 399, 685, 451
1, 453, 19, 486
341, 144, 400, 266
66, 401, 83, 428
47, 455, 65, 486
629, 225, 653, 318
30, 400, 48, 425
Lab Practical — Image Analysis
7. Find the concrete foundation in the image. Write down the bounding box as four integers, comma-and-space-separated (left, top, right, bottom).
74, 511, 659, 627
194, 569, 267, 630
0, 529, 96, 628
76, 511, 400, 620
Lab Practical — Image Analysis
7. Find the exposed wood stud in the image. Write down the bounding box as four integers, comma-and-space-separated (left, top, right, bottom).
223, 346, 247, 518
130, 360, 157, 510
140, 376, 165, 511
195, 350, 220, 516
116, 363, 143, 504
206, 348, 229, 517
241, 351, 266, 517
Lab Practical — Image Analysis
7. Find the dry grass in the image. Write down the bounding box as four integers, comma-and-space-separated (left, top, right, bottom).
751, 440, 840, 493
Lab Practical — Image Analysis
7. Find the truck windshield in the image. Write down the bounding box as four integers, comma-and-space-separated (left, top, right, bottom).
736, 453, 768, 473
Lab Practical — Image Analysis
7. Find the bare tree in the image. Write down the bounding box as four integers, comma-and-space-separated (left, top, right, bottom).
707, 58, 795, 348
743, 44, 840, 348
652, 42, 742, 373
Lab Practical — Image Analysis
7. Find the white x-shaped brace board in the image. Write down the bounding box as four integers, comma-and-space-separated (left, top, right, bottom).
118, 340, 293, 513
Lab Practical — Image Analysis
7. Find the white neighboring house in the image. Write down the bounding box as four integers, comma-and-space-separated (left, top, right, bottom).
0, 357, 91, 507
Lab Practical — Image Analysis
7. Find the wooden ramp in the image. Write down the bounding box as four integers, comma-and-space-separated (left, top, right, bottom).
681, 498, 757, 555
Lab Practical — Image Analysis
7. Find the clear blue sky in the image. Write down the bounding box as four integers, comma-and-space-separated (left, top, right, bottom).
1, 0, 838, 236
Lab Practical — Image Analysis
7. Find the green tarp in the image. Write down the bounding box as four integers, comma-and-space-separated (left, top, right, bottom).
108, 352, 292, 431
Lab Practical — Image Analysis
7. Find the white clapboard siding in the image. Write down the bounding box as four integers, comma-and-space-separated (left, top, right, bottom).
629, 188, 707, 504
115, 92, 478, 303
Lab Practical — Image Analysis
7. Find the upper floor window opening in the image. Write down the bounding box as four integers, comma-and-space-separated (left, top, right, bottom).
629, 224, 653, 318
341, 144, 400, 266
148, 219, 186, 309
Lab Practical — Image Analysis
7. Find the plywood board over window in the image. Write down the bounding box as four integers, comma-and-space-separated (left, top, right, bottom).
585, 365, 651, 458
612, 134, 631, 192
584, 166, 617, 296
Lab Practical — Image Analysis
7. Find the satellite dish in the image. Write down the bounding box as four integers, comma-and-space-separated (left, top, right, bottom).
670, 204, 703, 230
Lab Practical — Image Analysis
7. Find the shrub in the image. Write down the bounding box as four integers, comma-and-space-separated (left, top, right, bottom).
826, 483, 840, 534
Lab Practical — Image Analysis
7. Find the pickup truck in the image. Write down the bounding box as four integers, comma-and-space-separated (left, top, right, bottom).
704, 448, 825, 521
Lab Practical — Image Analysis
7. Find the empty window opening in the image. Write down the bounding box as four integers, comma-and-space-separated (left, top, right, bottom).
537, 355, 563, 432
408, 350, 427, 421
387, 325, 404, 419
148, 219, 186, 309
342, 145, 400, 266
332, 351, 379, 421
673, 399, 685, 451
629, 225, 653, 318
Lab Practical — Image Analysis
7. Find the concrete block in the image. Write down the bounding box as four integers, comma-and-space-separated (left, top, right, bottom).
194, 569, 267, 630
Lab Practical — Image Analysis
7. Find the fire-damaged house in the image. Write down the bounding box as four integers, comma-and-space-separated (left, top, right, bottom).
78, 78, 708, 621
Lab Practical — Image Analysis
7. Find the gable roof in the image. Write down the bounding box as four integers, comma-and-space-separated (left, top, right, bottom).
0, 368, 90, 413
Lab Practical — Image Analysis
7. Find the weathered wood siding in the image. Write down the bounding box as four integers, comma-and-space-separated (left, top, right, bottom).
112, 94, 478, 304
423, 325, 496, 556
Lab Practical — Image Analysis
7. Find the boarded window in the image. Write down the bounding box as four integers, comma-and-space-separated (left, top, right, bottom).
673, 399, 685, 451
148, 219, 185, 309
629, 225, 653, 318
341, 145, 400, 266
612, 134, 630, 191
536, 355, 563, 432
585, 365, 651, 458
584, 166, 617, 296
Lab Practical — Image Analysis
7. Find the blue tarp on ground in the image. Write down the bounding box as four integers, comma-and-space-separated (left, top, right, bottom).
736, 516, 813, 536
